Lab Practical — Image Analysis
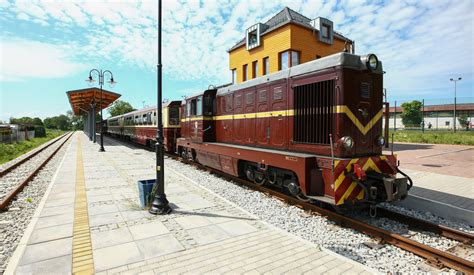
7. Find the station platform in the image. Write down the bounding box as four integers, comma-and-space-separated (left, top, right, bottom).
384, 143, 474, 226
6, 132, 372, 274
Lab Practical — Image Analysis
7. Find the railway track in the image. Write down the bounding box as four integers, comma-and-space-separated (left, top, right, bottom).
106, 135, 474, 273
0, 132, 73, 210
182, 159, 474, 273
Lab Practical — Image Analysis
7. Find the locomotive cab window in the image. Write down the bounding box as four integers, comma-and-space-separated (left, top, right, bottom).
186, 101, 191, 117
196, 96, 202, 116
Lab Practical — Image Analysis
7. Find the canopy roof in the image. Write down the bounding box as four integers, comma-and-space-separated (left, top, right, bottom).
67, 88, 121, 116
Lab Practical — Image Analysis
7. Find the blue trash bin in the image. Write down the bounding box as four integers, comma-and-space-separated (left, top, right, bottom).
137, 179, 156, 209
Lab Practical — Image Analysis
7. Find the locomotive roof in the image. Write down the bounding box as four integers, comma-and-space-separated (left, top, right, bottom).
216, 52, 383, 95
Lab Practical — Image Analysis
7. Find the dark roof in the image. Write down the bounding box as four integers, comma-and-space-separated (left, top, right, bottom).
228, 7, 351, 52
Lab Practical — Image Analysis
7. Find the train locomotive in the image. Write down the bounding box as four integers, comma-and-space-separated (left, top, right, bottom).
106, 52, 412, 210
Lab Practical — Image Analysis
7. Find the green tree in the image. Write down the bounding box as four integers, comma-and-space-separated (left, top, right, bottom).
458, 113, 469, 130
67, 110, 84, 130
108, 100, 135, 117
401, 100, 423, 128
44, 115, 70, 130
33, 117, 43, 126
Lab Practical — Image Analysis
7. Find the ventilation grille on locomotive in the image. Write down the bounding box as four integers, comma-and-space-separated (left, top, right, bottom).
293, 79, 335, 144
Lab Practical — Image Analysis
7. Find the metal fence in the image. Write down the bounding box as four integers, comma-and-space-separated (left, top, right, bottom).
383, 97, 473, 131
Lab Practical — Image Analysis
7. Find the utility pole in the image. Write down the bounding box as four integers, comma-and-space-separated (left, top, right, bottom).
450, 77, 462, 133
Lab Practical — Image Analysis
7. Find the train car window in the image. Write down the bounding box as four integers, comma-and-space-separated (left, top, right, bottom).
196, 96, 202, 116
235, 94, 242, 107
258, 90, 267, 103
142, 114, 147, 125
246, 93, 254, 105
153, 112, 157, 125
135, 115, 139, 125
203, 96, 214, 115
186, 101, 191, 117
147, 112, 152, 124
169, 106, 179, 125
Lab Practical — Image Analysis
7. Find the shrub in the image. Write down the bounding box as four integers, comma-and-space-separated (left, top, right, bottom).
34, 126, 46, 137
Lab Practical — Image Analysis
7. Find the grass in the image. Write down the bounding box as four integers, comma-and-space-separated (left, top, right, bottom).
391, 130, 474, 145
0, 129, 66, 165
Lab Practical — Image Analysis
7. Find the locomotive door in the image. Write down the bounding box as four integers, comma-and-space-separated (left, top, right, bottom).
222, 94, 233, 142
256, 88, 269, 146
270, 83, 288, 148
355, 101, 375, 155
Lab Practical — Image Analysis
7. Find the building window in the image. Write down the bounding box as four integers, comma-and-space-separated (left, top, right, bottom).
252, 61, 258, 79
321, 24, 330, 39
246, 23, 263, 50
243, 64, 248, 81
291, 51, 299, 66
445, 121, 450, 126
231, 69, 237, 84
279, 50, 299, 70
263, 57, 269, 75
280, 51, 289, 70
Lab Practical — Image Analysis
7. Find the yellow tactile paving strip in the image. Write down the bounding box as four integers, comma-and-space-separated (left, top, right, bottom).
72, 136, 94, 274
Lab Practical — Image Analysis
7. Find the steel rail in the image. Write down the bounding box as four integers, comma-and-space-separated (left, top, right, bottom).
0, 132, 73, 210
0, 132, 69, 177
376, 207, 474, 245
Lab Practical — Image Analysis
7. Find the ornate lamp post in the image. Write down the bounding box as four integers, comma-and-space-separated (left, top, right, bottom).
150, 0, 171, 215
86, 69, 116, 152
450, 77, 461, 133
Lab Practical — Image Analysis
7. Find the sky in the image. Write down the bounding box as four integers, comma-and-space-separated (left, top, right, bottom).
0, 0, 473, 122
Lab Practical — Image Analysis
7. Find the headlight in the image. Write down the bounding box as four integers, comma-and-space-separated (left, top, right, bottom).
361, 54, 379, 71
341, 136, 354, 150
376, 136, 385, 146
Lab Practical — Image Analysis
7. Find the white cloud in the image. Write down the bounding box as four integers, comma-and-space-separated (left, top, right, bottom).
1, 0, 473, 98
0, 38, 87, 81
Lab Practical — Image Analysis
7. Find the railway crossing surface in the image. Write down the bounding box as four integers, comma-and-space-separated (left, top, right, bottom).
5, 132, 373, 274
383, 143, 474, 226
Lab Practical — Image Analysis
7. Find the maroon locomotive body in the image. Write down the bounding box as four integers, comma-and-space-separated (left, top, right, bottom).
177, 52, 410, 206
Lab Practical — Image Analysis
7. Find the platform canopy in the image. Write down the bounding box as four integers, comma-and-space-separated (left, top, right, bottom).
67, 88, 121, 116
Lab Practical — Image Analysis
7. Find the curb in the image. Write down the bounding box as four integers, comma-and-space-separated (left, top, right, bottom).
396, 194, 474, 227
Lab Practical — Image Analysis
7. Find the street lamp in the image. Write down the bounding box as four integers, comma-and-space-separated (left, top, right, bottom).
450, 77, 462, 133
86, 69, 116, 152
149, 0, 171, 215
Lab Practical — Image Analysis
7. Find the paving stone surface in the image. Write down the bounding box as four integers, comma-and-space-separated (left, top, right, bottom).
10, 132, 372, 274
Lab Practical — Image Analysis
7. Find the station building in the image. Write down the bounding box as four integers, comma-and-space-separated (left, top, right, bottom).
228, 7, 353, 83
383, 103, 474, 130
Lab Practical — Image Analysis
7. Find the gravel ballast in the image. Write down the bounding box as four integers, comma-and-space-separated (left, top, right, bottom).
0, 137, 71, 273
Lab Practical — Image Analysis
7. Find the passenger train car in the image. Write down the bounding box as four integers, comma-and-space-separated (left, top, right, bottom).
106, 52, 411, 208
106, 101, 181, 152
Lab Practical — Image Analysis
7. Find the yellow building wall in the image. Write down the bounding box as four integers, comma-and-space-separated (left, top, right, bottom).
229, 23, 349, 83
229, 25, 291, 83
290, 24, 347, 64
